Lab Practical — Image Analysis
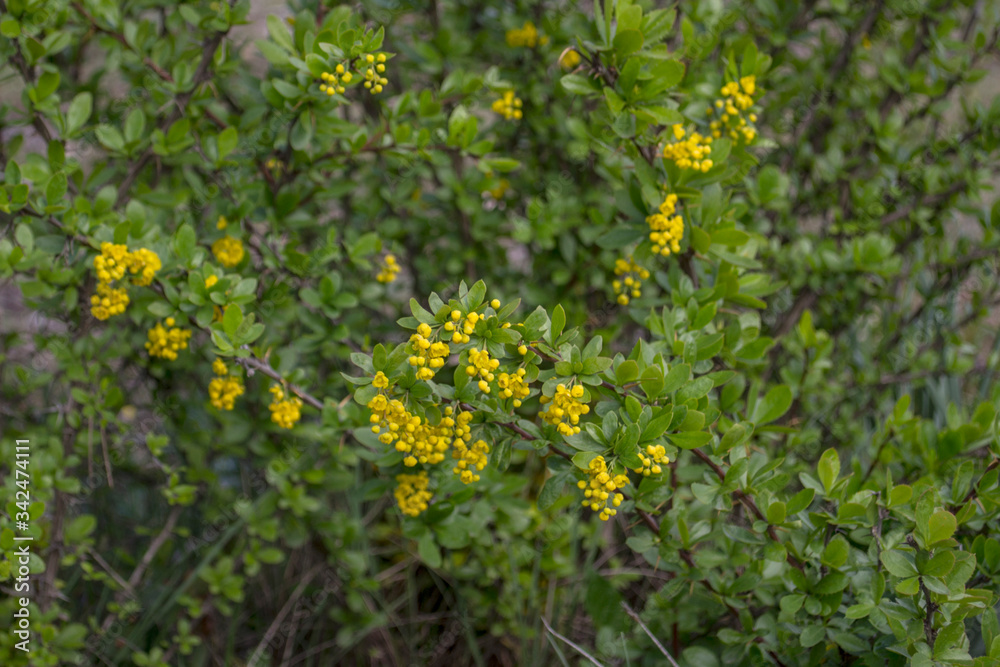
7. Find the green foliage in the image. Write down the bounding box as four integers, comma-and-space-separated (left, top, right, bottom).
1, 0, 1000, 665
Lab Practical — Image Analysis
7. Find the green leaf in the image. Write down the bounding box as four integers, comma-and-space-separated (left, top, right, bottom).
417, 532, 441, 568
751, 385, 793, 424
667, 432, 711, 449
817, 448, 840, 495
223, 304, 243, 339
538, 473, 567, 511
881, 550, 918, 578
822, 536, 849, 569
66, 92, 92, 135
550, 304, 566, 343
927, 510, 957, 546
613, 29, 643, 58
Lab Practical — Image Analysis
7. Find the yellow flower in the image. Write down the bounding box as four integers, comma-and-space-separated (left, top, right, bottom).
612, 256, 649, 305
212, 236, 244, 268
452, 439, 490, 484
539, 383, 590, 436
661, 125, 713, 172
216, 215, 227, 230
576, 455, 629, 521
506, 21, 540, 48
145, 319, 192, 360
205, 274, 219, 288
209, 374, 244, 410
395, 472, 433, 516
491, 90, 523, 121
558, 48, 581, 69
408, 323, 451, 381
269, 384, 303, 428
466, 347, 500, 393
376, 254, 400, 283
93, 242, 130, 283
646, 194, 684, 257
90, 282, 129, 320
127, 248, 161, 286
634, 444, 670, 476
373, 371, 389, 388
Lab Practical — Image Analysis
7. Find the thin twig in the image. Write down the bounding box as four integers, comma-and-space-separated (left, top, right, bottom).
541, 615, 605, 667
621, 601, 680, 667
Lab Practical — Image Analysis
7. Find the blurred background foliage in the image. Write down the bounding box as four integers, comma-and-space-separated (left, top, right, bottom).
1, 0, 1000, 665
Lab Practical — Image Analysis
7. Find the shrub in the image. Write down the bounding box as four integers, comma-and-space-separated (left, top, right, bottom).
1, 1, 1000, 665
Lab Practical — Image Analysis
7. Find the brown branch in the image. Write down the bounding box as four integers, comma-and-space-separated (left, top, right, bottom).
235, 355, 325, 411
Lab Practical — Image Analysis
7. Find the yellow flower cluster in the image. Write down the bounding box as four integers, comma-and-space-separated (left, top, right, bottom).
661, 124, 713, 172
466, 347, 500, 393
208, 359, 244, 410
445, 308, 479, 344
492, 90, 523, 120
269, 384, 303, 429
539, 383, 590, 436
361, 53, 388, 94
612, 257, 650, 306
486, 178, 510, 200
558, 48, 581, 69
577, 456, 627, 521
395, 472, 433, 517
634, 444, 669, 476
145, 318, 192, 360
707, 76, 759, 143
368, 398, 468, 467
452, 438, 490, 484
376, 254, 400, 283
646, 193, 684, 257
90, 282, 130, 321
319, 64, 352, 95
127, 248, 162, 286
211, 236, 244, 268
90, 243, 161, 320
408, 323, 451, 381
497, 368, 530, 407
93, 242, 130, 283
506, 21, 541, 48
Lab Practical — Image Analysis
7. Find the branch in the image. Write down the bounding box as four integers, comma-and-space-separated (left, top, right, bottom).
235, 355, 325, 411
541, 615, 605, 667
621, 601, 680, 667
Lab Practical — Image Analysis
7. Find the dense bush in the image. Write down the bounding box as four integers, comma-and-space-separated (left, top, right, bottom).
2, 0, 1000, 665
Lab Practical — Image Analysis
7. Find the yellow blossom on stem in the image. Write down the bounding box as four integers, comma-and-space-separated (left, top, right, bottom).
646, 193, 684, 257
452, 438, 489, 484
94, 242, 130, 283
145, 318, 192, 360
496, 368, 530, 407
466, 347, 500, 394
211, 236, 244, 268
539, 383, 590, 436
127, 248, 161, 286
506, 21, 540, 48
661, 124, 713, 172
706, 75, 760, 143
408, 322, 450, 381
209, 359, 244, 411
558, 48, 581, 69
269, 384, 303, 429
492, 90, 523, 120
634, 444, 670, 476
90, 282, 130, 320
395, 471, 433, 516
376, 254, 400, 283
611, 256, 650, 305
576, 455, 628, 521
